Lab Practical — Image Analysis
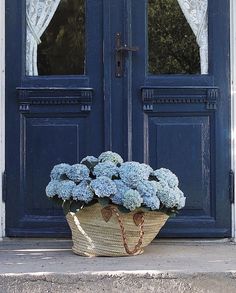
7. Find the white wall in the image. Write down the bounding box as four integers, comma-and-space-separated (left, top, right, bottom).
0, 0, 5, 239
231, 0, 236, 240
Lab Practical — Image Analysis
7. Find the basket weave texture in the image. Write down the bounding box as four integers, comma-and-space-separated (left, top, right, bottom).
66, 203, 169, 256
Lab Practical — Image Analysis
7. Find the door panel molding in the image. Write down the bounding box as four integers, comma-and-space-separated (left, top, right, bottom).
141, 87, 219, 112
17, 88, 93, 113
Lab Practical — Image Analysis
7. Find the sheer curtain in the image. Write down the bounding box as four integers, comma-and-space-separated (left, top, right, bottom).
26, 0, 61, 76
177, 0, 208, 74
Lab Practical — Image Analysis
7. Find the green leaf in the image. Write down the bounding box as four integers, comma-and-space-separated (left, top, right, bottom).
117, 205, 131, 214
70, 201, 84, 213
140, 207, 151, 212
49, 195, 63, 207
86, 199, 97, 207
62, 200, 71, 215
98, 197, 110, 207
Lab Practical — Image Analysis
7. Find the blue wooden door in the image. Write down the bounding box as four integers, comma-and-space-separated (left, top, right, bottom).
6, 0, 231, 237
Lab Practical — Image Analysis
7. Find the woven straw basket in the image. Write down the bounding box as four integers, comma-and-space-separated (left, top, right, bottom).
66, 203, 169, 257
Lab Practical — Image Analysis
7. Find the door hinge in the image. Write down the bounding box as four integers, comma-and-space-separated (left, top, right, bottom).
229, 170, 235, 204
2, 171, 6, 202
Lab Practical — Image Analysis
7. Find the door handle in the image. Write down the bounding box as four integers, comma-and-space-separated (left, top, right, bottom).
115, 33, 139, 77
116, 44, 139, 52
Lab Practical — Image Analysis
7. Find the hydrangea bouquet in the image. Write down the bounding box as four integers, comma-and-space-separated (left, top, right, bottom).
46, 151, 186, 215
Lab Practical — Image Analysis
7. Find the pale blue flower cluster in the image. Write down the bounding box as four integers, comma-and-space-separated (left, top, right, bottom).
141, 164, 153, 178
143, 196, 160, 210
137, 180, 157, 198
119, 162, 153, 188
66, 164, 90, 182
46, 180, 59, 198
154, 173, 186, 210
123, 189, 143, 211
111, 180, 130, 205
136, 180, 159, 210
93, 161, 118, 179
50, 163, 70, 180
153, 168, 179, 188
57, 180, 76, 200
80, 156, 99, 169
90, 176, 117, 197
72, 180, 94, 203
46, 152, 186, 213
98, 151, 123, 165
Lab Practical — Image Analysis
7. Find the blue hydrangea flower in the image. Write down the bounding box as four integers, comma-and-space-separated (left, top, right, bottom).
66, 164, 90, 183
111, 180, 130, 205
140, 164, 153, 178
93, 161, 118, 179
176, 195, 186, 210
80, 156, 99, 169
119, 162, 151, 188
155, 180, 171, 202
50, 163, 71, 180
152, 168, 179, 188
72, 180, 94, 203
156, 181, 186, 209
45, 180, 60, 198
137, 180, 157, 198
57, 180, 76, 200
143, 196, 160, 210
90, 176, 117, 197
98, 151, 123, 165
172, 187, 186, 210
123, 189, 143, 211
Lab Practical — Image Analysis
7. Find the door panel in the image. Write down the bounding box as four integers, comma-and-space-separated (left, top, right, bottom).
131, 0, 231, 236
6, 1, 104, 236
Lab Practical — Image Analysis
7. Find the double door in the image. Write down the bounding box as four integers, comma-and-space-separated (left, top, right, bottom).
6, 0, 231, 237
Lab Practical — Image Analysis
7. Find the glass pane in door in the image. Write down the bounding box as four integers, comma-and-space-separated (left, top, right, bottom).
26, 0, 85, 76
148, 0, 200, 74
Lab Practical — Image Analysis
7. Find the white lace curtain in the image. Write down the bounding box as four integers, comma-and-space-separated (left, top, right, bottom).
177, 0, 208, 74
26, 0, 61, 76
26, 0, 208, 76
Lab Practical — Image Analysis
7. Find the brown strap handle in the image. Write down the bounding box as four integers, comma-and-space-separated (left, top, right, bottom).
101, 206, 145, 255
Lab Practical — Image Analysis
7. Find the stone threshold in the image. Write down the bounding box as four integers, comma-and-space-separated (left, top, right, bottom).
0, 239, 236, 292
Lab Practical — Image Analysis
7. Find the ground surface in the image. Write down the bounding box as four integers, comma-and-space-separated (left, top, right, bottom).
0, 239, 236, 292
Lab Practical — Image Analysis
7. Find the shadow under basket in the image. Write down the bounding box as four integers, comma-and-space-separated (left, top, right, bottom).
66, 203, 169, 257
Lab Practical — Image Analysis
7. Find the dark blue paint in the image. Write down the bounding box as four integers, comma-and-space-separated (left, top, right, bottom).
131, 0, 231, 237
5, 0, 231, 237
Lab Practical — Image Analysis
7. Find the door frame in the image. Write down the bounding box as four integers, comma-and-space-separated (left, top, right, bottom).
0, 0, 236, 239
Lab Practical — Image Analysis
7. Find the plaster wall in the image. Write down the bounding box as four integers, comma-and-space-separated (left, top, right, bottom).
231, 0, 236, 240
0, 0, 5, 239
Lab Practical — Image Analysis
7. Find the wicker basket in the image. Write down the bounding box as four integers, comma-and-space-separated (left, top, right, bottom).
66, 203, 169, 257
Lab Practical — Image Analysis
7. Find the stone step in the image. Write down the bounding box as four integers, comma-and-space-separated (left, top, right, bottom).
0, 239, 236, 293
